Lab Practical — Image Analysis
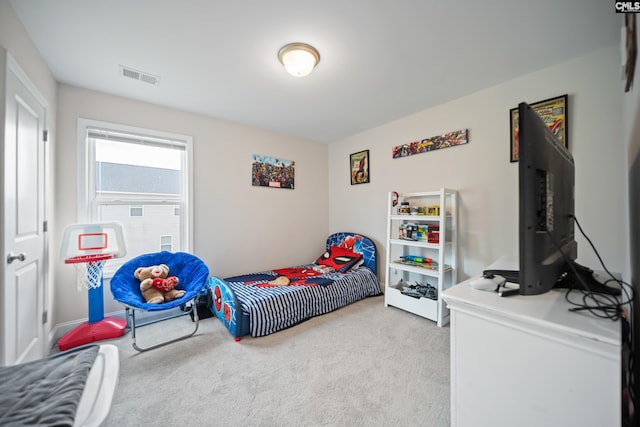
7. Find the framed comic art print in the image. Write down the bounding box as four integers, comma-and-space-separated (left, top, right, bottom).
350, 150, 370, 185
510, 94, 568, 163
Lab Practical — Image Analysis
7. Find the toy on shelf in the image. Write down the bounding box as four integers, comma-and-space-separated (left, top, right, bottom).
395, 256, 452, 273
399, 281, 438, 300
396, 256, 439, 270
427, 205, 440, 216
401, 255, 433, 264
399, 223, 418, 240
398, 202, 431, 216
398, 202, 411, 215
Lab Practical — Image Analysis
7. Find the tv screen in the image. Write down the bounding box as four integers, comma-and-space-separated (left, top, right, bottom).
518, 101, 577, 295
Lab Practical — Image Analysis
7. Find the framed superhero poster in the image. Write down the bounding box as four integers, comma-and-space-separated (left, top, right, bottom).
251, 154, 295, 189
392, 129, 468, 159
510, 94, 568, 163
350, 149, 370, 185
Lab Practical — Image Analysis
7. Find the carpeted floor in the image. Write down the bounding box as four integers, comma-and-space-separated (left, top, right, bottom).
101, 295, 451, 426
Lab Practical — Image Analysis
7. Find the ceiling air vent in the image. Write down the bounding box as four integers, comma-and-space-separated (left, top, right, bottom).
119, 65, 160, 86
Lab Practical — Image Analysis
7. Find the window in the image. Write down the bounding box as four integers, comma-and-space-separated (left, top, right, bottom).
160, 235, 173, 252
77, 119, 193, 276
130, 206, 143, 217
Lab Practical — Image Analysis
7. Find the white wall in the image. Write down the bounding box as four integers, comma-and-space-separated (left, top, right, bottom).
2, 0, 628, 335
328, 46, 627, 286
55, 84, 329, 325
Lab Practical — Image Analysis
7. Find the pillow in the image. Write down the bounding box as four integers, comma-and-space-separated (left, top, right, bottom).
315, 246, 363, 273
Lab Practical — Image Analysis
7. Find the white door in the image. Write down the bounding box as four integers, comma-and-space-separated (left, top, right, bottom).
1, 52, 47, 366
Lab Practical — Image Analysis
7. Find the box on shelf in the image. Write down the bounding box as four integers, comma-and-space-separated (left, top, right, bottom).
416, 225, 428, 241
428, 225, 440, 243
399, 223, 418, 240
427, 205, 440, 216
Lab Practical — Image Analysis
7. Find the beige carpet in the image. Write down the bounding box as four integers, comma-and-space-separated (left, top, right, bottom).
101, 295, 451, 427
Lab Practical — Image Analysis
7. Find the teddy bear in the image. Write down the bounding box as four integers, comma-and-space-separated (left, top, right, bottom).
134, 264, 185, 304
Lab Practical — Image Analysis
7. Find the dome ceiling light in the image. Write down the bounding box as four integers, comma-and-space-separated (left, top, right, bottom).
278, 43, 320, 77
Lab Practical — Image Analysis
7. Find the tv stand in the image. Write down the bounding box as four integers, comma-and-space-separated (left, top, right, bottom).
442, 270, 621, 427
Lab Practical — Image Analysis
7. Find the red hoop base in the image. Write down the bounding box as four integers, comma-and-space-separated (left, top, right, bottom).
64, 253, 114, 264
57, 317, 126, 351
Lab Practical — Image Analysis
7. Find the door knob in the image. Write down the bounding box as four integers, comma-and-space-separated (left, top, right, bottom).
6, 252, 26, 264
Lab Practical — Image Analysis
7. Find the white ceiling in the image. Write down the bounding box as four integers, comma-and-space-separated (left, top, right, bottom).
10, 0, 620, 143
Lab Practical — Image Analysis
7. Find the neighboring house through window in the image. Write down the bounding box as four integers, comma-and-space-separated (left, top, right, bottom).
77, 119, 193, 276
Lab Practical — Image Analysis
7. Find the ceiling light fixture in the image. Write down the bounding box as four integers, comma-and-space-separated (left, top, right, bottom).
278, 43, 320, 77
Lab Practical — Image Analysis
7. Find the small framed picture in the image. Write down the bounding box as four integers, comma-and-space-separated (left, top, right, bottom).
350, 150, 370, 185
510, 94, 568, 163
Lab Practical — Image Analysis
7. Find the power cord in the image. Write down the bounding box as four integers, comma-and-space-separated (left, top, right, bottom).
543, 214, 633, 319
553, 214, 635, 420
563, 214, 634, 320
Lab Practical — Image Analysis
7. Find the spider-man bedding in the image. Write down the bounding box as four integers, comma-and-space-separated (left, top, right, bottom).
209, 232, 381, 339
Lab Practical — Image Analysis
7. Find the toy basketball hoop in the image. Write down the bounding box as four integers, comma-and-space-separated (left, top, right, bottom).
58, 222, 127, 351
61, 223, 126, 289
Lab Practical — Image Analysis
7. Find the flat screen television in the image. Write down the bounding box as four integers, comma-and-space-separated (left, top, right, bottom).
517, 101, 577, 295
516, 101, 619, 296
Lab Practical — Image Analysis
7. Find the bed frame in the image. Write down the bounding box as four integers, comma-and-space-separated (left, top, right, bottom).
209, 232, 379, 340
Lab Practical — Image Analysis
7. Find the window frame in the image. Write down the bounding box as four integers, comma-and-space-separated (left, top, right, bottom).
77, 118, 193, 276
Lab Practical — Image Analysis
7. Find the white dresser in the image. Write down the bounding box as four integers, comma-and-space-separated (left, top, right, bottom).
442, 273, 621, 427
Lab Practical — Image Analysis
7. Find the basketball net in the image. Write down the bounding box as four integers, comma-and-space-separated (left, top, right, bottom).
74, 261, 105, 291
65, 254, 113, 291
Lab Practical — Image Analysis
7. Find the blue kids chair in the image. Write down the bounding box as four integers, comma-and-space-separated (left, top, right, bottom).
110, 251, 209, 351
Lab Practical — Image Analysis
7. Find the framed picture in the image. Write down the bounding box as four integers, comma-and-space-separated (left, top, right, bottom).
510, 94, 568, 163
251, 154, 295, 189
350, 150, 370, 185
625, 14, 637, 93
392, 128, 468, 159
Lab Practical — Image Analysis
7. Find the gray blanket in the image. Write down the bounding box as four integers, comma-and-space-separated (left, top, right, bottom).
0, 345, 99, 426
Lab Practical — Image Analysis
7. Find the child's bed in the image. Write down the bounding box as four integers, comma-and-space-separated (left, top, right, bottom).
209, 232, 382, 339
0, 344, 119, 426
